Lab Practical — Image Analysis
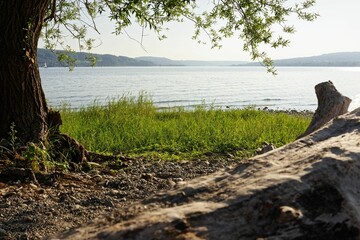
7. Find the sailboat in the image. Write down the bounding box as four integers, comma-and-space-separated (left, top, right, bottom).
44, 62, 48, 68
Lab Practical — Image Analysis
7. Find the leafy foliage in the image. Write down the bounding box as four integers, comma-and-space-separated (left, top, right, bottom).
42, 0, 318, 73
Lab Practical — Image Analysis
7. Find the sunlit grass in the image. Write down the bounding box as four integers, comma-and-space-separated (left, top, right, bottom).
59, 95, 311, 160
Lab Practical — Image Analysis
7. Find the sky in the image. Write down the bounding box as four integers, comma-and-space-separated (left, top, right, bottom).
40, 0, 360, 61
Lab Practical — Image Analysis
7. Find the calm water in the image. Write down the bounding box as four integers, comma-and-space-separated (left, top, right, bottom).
40, 66, 360, 111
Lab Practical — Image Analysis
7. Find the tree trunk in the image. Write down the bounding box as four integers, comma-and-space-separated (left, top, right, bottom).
299, 80, 351, 138
0, 1, 51, 143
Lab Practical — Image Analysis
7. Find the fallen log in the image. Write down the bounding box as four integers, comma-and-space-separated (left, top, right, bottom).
299, 80, 351, 138
51, 105, 360, 239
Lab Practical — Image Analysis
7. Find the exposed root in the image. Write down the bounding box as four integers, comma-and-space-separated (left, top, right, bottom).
0, 110, 131, 178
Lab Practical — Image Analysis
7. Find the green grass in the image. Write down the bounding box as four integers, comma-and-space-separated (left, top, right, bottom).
59, 95, 311, 160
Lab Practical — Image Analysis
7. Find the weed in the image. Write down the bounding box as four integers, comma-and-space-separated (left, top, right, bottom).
23, 142, 53, 172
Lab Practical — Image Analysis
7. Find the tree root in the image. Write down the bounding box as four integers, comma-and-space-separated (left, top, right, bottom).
48, 109, 127, 165
0, 110, 132, 177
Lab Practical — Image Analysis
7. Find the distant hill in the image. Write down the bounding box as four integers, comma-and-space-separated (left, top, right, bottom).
38, 49, 247, 67
135, 56, 247, 66
38, 49, 360, 67
37, 49, 155, 67
245, 52, 360, 67
276, 52, 360, 66
134, 57, 184, 66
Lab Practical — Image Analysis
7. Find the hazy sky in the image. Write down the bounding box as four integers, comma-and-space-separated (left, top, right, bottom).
41, 0, 360, 61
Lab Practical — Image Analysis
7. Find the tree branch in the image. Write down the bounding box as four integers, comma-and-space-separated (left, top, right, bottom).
44, 0, 57, 22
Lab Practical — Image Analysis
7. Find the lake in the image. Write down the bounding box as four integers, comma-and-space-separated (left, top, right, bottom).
40, 66, 360, 111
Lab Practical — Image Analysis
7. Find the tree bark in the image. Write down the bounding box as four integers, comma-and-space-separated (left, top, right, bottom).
299, 81, 351, 138
0, 1, 51, 143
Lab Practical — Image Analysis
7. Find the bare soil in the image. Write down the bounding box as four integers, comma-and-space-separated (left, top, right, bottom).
0, 157, 238, 239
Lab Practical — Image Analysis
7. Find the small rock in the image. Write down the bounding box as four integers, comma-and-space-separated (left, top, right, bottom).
89, 169, 101, 175
73, 204, 82, 210
45, 212, 53, 217
173, 178, 184, 182
69, 195, 80, 203
37, 188, 45, 194
29, 183, 38, 189
57, 184, 65, 190
92, 174, 103, 182
226, 153, 235, 158
256, 142, 276, 155
176, 181, 187, 187
278, 206, 303, 223
20, 203, 28, 208
142, 173, 154, 181
110, 189, 119, 195
23, 216, 33, 222
102, 180, 110, 186
41, 194, 49, 199
167, 179, 176, 188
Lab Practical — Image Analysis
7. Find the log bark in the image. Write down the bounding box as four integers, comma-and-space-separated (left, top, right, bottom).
299, 81, 351, 138
51, 107, 360, 239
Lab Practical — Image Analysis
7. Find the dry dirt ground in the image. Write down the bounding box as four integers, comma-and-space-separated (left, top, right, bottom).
0, 157, 239, 239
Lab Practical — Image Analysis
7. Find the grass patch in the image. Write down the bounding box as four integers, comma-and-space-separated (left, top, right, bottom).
59, 95, 311, 160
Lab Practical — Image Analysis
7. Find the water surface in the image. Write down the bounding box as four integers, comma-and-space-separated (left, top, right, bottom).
40, 66, 360, 111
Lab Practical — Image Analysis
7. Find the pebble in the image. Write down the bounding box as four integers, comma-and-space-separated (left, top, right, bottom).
37, 188, 45, 194
176, 181, 186, 187
20, 203, 28, 208
173, 178, 184, 182
98, 180, 108, 186
140, 179, 148, 185
278, 206, 303, 223
89, 170, 101, 175
73, 204, 82, 210
41, 194, 49, 199
23, 216, 33, 222
92, 174, 103, 182
141, 173, 154, 181
110, 189, 119, 195
69, 195, 80, 203
166, 179, 176, 188
29, 183, 38, 189
45, 212, 53, 217
226, 153, 235, 158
